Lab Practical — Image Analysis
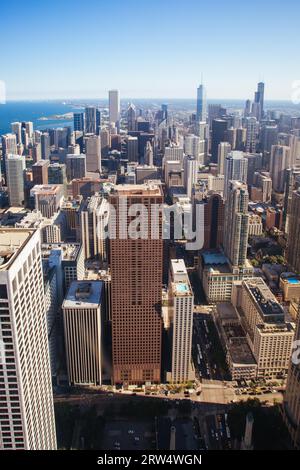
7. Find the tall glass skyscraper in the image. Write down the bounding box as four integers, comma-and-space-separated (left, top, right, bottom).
196, 83, 206, 122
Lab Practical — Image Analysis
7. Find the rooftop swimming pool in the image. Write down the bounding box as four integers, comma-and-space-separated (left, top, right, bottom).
287, 278, 300, 284
176, 283, 189, 294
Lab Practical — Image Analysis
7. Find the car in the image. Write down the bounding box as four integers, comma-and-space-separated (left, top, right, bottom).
134, 436, 140, 441
128, 430, 134, 434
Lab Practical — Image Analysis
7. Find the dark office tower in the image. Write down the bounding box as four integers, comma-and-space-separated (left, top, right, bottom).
196, 84, 206, 122
211, 119, 228, 163
161, 104, 168, 120
127, 103, 136, 131
254, 82, 265, 121
202, 192, 224, 250
137, 120, 151, 133
287, 189, 300, 273
74, 112, 85, 132
244, 99, 252, 117
41, 132, 50, 159
48, 163, 67, 187
236, 127, 247, 151
109, 183, 163, 385
283, 305, 300, 449
260, 125, 278, 153
85, 106, 98, 134
283, 168, 300, 231
66, 154, 86, 182
96, 109, 101, 135
32, 160, 49, 185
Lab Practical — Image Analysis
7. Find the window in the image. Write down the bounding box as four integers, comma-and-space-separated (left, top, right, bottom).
0, 285, 8, 299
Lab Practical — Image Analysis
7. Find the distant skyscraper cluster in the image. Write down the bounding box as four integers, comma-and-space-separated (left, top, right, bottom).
1, 78, 300, 450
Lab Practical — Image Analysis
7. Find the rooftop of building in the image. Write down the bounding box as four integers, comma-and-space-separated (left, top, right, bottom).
0, 228, 35, 270
30, 184, 63, 195
229, 337, 257, 365
63, 281, 103, 309
244, 278, 285, 320
216, 302, 240, 322
110, 181, 162, 197
32, 160, 50, 167
41, 242, 81, 261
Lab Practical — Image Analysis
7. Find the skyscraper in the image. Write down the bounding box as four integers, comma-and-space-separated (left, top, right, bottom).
127, 103, 136, 131
196, 83, 206, 122
283, 304, 300, 449
211, 119, 228, 163
184, 155, 197, 198
6, 154, 25, 207
254, 82, 265, 121
144, 141, 153, 166
85, 134, 101, 172
11, 122, 22, 144
217, 142, 231, 175
223, 181, 249, 266
41, 132, 50, 159
109, 183, 163, 385
63, 281, 103, 386
74, 112, 85, 132
1, 133, 18, 180
168, 259, 194, 383
85, 106, 100, 134
287, 189, 300, 273
224, 151, 248, 200
109, 89, 120, 126
32, 159, 50, 185
270, 145, 291, 193
0, 228, 57, 449
245, 117, 257, 153
66, 154, 86, 181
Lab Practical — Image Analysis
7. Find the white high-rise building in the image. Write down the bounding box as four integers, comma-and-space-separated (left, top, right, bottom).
184, 155, 197, 198
168, 259, 194, 383
1, 133, 17, 160
63, 281, 103, 386
6, 154, 25, 207
109, 89, 120, 125
224, 151, 248, 200
217, 142, 231, 176
196, 83, 206, 122
11, 122, 22, 144
184, 134, 205, 164
0, 228, 57, 449
164, 146, 184, 163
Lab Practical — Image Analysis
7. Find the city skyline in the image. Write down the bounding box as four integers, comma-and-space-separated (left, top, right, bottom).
1, 0, 300, 100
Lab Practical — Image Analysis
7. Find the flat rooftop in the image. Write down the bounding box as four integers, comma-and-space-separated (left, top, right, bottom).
111, 182, 162, 197
229, 337, 256, 365
63, 281, 103, 309
171, 259, 187, 276
245, 278, 285, 320
41, 243, 81, 261
30, 184, 62, 195
216, 302, 240, 322
0, 228, 34, 270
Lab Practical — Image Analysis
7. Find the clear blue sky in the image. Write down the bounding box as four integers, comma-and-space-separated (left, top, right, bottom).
1, 0, 300, 100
